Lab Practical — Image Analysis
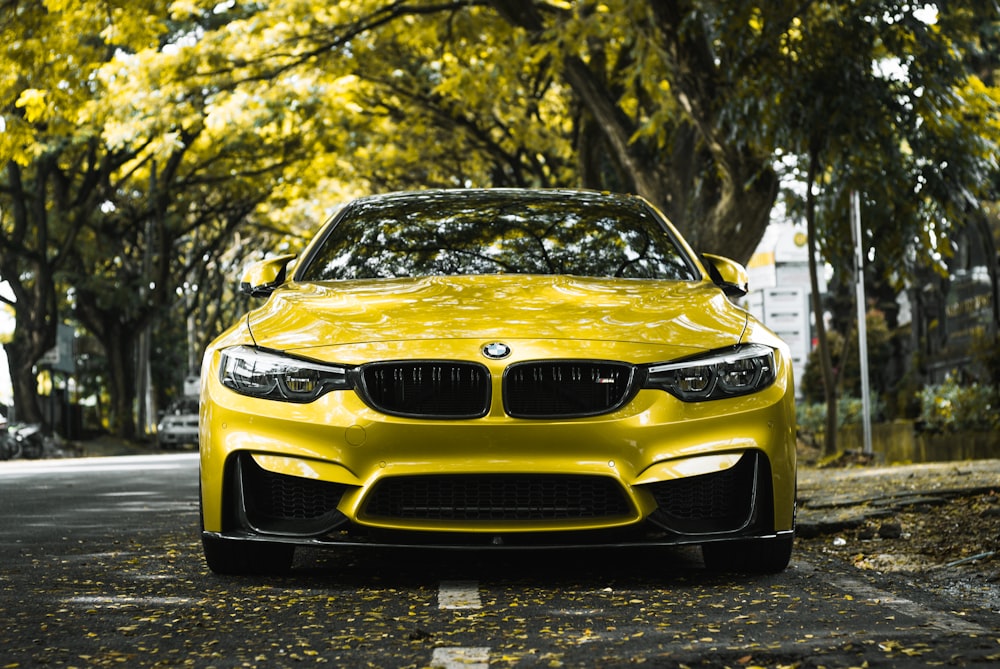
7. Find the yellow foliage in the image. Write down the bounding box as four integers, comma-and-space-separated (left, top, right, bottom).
3, 0, 997, 274
14, 89, 48, 123
168, 0, 204, 20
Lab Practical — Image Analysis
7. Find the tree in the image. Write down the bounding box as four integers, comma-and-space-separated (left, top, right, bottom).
491, 0, 787, 261
0, 1, 170, 425
0, 157, 63, 425
760, 1, 998, 453
157, 0, 795, 261
0, 1, 328, 436
801, 309, 893, 404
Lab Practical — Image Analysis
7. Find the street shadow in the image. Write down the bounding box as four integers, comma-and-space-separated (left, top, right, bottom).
284, 543, 714, 589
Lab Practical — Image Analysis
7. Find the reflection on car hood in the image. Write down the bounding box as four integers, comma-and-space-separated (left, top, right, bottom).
247, 275, 747, 357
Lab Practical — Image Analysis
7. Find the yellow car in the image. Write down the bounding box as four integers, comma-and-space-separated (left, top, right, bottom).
200, 189, 796, 574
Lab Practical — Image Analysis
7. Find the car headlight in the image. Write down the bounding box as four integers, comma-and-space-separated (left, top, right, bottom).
219, 346, 351, 403
644, 344, 777, 402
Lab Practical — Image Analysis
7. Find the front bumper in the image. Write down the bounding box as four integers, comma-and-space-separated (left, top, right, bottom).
203, 446, 792, 550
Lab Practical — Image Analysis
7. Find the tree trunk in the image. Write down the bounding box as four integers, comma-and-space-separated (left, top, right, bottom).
71, 288, 141, 440
805, 149, 838, 456
0, 162, 60, 428
3, 289, 57, 426
101, 320, 138, 440
4, 336, 44, 424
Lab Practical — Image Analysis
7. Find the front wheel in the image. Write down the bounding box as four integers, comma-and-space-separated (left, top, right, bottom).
202, 534, 294, 575
702, 534, 794, 574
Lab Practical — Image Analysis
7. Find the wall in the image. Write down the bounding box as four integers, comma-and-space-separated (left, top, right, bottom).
837, 420, 1000, 464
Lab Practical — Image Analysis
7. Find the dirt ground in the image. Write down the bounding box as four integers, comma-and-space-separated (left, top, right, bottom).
794, 450, 1000, 614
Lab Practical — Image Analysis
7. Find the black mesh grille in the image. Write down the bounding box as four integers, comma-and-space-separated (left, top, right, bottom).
504, 361, 637, 417
358, 361, 490, 418
645, 452, 759, 534
238, 455, 348, 534
362, 475, 632, 522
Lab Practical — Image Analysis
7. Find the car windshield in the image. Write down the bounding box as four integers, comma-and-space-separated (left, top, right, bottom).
296, 190, 698, 281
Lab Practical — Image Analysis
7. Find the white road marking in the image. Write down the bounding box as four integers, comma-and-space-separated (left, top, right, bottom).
428, 584, 489, 668
430, 647, 490, 669
439, 580, 482, 609
66, 595, 194, 607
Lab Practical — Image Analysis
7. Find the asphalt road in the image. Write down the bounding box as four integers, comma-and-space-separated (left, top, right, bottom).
1, 454, 997, 668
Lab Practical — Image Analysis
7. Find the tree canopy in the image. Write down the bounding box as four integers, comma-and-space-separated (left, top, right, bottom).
1, 0, 997, 437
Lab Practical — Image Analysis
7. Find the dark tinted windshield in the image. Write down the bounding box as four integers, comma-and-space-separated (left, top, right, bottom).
297, 190, 698, 281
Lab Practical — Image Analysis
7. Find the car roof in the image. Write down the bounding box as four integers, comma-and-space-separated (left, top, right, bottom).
343, 188, 650, 210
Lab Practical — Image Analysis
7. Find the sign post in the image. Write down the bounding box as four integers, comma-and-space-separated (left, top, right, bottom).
851, 191, 873, 456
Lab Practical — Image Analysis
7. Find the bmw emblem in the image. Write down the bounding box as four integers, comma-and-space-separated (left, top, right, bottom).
482, 342, 511, 360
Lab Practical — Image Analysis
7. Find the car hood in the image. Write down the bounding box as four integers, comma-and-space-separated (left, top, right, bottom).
246, 275, 747, 359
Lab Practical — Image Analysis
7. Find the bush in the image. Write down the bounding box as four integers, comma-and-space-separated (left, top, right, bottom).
796, 395, 886, 436
917, 376, 1000, 433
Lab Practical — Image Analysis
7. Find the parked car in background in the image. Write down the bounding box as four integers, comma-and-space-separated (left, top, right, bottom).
199, 189, 797, 575
157, 397, 199, 449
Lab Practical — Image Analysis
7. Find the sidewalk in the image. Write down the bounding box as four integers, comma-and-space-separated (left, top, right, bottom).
36, 435, 183, 459
73, 435, 160, 457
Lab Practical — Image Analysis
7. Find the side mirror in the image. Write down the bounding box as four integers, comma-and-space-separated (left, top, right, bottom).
239, 254, 297, 298
702, 253, 749, 298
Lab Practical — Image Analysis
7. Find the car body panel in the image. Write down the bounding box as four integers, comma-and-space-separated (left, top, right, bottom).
245, 275, 748, 359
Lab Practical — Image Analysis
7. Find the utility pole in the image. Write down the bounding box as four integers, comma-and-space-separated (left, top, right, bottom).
851, 191, 873, 455
136, 162, 156, 438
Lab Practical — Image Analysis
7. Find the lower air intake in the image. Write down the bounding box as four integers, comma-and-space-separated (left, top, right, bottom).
236, 454, 349, 536
645, 451, 762, 534
362, 474, 632, 522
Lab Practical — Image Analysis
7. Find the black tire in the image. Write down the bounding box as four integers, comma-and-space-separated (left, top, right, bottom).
702, 534, 794, 574
202, 534, 294, 575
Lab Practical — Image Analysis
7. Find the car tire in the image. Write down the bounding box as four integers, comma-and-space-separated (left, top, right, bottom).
702, 534, 794, 574
202, 535, 295, 575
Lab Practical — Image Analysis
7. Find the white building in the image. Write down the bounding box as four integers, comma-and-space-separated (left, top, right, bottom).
743, 224, 823, 399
